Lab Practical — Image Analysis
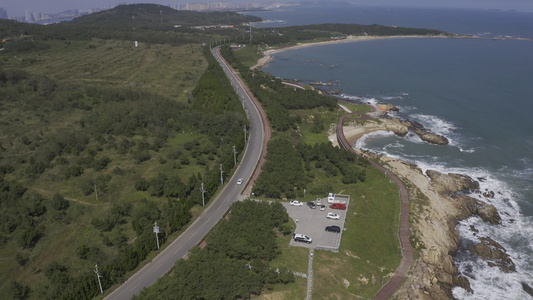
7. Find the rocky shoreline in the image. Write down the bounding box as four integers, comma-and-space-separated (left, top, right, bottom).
251, 38, 529, 299
328, 103, 533, 299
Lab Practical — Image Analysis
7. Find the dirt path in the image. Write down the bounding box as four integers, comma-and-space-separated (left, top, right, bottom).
30, 187, 97, 206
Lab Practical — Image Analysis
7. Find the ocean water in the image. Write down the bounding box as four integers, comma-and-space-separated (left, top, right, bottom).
255, 5, 533, 300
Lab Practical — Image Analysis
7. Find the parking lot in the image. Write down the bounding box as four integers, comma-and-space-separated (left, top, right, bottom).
283, 196, 350, 252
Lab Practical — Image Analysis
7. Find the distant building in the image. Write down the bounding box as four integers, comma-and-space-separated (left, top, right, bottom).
0, 8, 7, 19
25, 10, 33, 22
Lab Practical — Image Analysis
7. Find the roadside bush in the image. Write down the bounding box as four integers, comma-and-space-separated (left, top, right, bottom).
17, 226, 43, 248
50, 193, 70, 211
134, 178, 150, 191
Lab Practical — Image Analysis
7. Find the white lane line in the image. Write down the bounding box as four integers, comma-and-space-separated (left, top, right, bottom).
130, 282, 140, 292
152, 264, 162, 273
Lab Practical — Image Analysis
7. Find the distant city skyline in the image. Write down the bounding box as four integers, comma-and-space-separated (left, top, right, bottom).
2, 0, 533, 20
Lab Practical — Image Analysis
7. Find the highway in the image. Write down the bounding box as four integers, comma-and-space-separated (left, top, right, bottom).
104, 46, 266, 300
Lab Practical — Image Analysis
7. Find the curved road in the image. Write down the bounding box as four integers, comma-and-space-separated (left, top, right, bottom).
336, 112, 413, 300
104, 47, 269, 300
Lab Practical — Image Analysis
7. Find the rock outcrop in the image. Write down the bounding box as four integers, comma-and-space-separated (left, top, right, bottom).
387, 167, 507, 300
413, 127, 450, 145
469, 237, 516, 273
455, 195, 502, 225
522, 282, 533, 298
377, 103, 399, 112
426, 170, 480, 193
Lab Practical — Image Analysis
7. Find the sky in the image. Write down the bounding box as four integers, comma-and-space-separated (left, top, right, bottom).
2, 0, 533, 18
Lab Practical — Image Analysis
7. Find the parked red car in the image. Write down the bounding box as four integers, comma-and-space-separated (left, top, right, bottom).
330, 203, 346, 210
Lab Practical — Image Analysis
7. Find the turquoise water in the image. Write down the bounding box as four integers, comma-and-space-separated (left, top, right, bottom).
258, 5, 533, 299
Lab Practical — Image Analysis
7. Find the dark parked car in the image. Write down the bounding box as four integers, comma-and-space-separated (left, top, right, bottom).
307, 201, 316, 209
325, 225, 341, 233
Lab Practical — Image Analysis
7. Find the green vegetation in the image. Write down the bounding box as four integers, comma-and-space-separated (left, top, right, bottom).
218, 33, 402, 299
133, 200, 294, 299
0, 3, 430, 298
246, 23, 448, 48
0, 4, 260, 49
232, 45, 264, 68
0, 5, 251, 299
312, 166, 401, 299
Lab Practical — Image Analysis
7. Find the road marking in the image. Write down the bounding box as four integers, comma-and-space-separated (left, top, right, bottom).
130, 282, 140, 291
152, 264, 162, 273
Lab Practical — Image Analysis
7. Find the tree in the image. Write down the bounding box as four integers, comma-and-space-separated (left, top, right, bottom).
9, 281, 30, 300
17, 226, 43, 248
50, 193, 70, 211
134, 178, 150, 191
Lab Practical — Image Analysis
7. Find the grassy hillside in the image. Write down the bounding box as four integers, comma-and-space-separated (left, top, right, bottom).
0, 8, 249, 298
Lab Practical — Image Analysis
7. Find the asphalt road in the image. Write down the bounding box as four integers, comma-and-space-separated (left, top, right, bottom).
104, 47, 266, 300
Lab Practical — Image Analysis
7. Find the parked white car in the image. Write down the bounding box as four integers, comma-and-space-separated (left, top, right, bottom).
327, 193, 335, 203
293, 233, 312, 243
316, 198, 322, 204
327, 212, 340, 220
289, 200, 304, 206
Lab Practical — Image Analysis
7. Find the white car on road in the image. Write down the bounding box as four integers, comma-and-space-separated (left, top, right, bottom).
290, 200, 304, 206
327, 212, 340, 220
237, 178, 244, 185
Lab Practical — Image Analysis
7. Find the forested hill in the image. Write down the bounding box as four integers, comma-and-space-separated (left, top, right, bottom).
0, 4, 261, 45
65, 4, 262, 29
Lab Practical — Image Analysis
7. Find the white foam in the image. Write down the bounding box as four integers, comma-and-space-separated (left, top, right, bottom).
453, 259, 531, 300
459, 147, 476, 153
410, 113, 456, 136
354, 130, 395, 149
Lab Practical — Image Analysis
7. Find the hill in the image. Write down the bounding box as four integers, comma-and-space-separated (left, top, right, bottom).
0, 5, 251, 299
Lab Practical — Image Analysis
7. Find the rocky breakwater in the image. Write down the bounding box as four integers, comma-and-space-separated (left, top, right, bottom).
385, 116, 449, 145
348, 103, 449, 146
388, 163, 519, 300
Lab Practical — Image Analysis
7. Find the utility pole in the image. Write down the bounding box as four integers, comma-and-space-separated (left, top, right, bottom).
94, 264, 104, 296
233, 145, 237, 166
220, 164, 225, 185
153, 222, 160, 250
94, 181, 98, 201
201, 183, 207, 207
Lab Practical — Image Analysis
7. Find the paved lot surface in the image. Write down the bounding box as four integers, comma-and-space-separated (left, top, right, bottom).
283, 199, 348, 250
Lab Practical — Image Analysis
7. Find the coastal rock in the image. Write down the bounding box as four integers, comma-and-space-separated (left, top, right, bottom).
413, 127, 450, 145
396, 118, 449, 145
425, 170, 480, 193
469, 237, 516, 273
455, 195, 502, 225
456, 276, 473, 294
383, 118, 409, 136
377, 103, 399, 112
478, 204, 502, 225
483, 190, 495, 199
522, 282, 533, 298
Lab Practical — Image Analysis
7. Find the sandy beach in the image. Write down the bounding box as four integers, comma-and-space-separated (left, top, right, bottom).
251, 35, 445, 70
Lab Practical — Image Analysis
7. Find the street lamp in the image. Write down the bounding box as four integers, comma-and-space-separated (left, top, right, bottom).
220, 164, 225, 185
94, 264, 104, 296
153, 222, 160, 250
233, 145, 238, 166
201, 183, 207, 207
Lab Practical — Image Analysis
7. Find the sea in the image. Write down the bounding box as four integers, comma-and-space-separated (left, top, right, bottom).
246, 4, 533, 300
